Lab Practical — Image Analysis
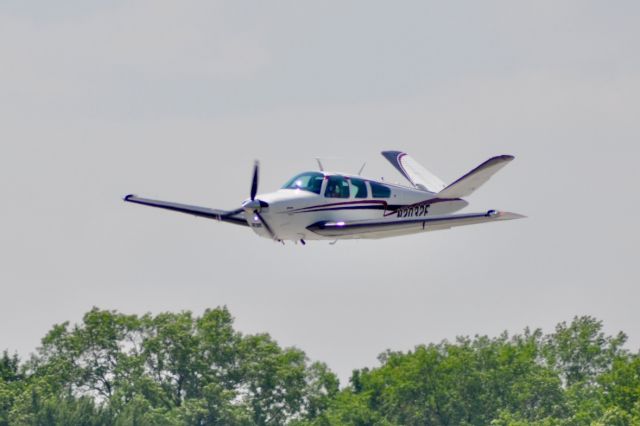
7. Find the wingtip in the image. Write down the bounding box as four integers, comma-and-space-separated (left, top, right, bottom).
381, 150, 404, 157
487, 210, 526, 220
490, 154, 515, 162
498, 211, 526, 220
123, 194, 135, 202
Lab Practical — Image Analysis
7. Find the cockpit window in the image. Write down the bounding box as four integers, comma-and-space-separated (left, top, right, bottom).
324, 175, 350, 198
349, 178, 368, 198
370, 181, 391, 198
281, 172, 324, 194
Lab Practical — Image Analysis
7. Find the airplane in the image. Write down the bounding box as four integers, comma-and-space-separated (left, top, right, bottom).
124, 151, 524, 243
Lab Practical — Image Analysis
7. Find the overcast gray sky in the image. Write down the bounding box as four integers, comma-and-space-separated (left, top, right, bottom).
1, 1, 639, 384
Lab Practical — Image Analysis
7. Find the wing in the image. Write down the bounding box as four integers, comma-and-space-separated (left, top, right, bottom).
307, 210, 524, 239
124, 194, 247, 227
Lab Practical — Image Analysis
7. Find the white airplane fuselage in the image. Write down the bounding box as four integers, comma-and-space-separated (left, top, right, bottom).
244, 172, 468, 241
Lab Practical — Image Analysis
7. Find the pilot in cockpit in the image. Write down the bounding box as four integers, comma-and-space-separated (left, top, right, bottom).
325, 176, 350, 198
309, 176, 323, 194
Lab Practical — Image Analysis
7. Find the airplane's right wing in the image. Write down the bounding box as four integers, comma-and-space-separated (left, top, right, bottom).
307, 210, 524, 239
124, 195, 247, 227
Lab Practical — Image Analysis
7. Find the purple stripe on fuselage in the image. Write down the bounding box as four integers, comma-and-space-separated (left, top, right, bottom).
289, 200, 388, 213
284, 198, 462, 216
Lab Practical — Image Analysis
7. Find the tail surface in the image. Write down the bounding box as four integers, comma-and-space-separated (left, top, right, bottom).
437, 155, 514, 199
381, 151, 446, 193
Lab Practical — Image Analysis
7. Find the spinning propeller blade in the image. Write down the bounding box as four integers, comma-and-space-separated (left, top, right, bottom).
255, 211, 276, 240
250, 161, 259, 201
244, 160, 278, 241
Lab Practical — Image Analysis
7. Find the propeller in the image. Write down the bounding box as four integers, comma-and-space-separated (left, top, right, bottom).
242, 161, 278, 240
250, 161, 259, 201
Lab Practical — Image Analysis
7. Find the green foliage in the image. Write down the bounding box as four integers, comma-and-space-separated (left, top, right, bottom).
2, 312, 640, 425
543, 316, 628, 387
315, 316, 640, 426
1, 307, 337, 425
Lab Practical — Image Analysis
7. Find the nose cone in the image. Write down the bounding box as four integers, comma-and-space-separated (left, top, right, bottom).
242, 199, 269, 210
249, 193, 282, 213
255, 189, 319, 212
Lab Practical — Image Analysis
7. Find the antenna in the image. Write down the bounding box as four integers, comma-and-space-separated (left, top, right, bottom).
315, 157, 366, 173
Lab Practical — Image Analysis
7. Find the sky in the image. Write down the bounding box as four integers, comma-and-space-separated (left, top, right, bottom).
1, 1, 639, 384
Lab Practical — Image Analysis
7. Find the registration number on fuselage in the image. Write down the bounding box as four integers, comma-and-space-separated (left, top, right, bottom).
396, 204, 429, 218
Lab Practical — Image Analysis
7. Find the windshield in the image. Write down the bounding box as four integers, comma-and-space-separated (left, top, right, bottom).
281, 172, 324, 194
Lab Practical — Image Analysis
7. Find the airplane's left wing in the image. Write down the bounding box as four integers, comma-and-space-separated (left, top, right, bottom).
307, 210, 524, 239
124, 195, 247, 227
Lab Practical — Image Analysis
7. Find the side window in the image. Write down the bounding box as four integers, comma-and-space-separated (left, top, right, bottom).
324, 176, 350, 198
349, 178, 368, 199
370, 182, 391, 198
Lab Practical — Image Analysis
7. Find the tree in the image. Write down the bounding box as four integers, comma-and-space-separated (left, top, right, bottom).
317, 318, 638, 426
543, 316, 627, 387
2, 310, 640, 425
7, 306, 338, 424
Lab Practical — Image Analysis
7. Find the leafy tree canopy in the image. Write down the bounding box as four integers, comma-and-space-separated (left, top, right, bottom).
1, 311, 639, 426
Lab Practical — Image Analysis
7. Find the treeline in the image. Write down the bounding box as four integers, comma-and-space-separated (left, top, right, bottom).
1, 308, 639, 425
